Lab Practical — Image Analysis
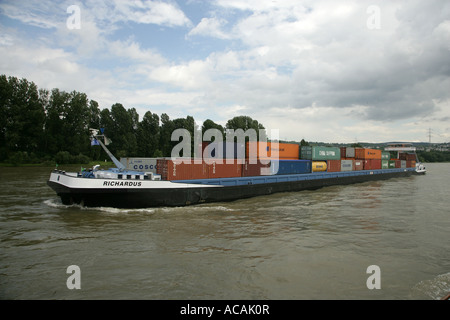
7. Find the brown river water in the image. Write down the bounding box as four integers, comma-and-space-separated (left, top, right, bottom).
0, 163, 449, 300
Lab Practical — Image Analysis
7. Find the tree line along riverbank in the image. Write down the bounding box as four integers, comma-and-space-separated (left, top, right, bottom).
2, 74, 448, 167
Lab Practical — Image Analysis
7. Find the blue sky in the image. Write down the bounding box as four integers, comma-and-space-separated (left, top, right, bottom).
1, 0, 449, 143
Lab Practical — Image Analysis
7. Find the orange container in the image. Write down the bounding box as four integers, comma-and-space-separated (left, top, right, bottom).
207, 160, 242, 179
246, 142, 299, 160
355, 148, 382, 160
157, 158, 208, 180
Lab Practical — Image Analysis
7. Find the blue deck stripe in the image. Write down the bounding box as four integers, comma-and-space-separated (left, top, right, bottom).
172, 168, 415, 186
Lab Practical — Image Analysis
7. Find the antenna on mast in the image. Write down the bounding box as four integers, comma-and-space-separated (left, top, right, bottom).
89, 128, 125, 170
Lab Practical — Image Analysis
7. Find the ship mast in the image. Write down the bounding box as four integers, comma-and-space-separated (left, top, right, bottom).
89, 128, 126, 170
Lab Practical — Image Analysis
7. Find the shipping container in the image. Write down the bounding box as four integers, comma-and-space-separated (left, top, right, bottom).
355, 148, 382, 160
156, 158, 208, 181
340, 147, 355, 158
354, 160, 364, 171
246, 141, 299, 160
300, 146, 341, 160
401, 160, 407, 168
406, 160, 416, 168
340, 159, 354, 171
120, 157, 158, 173
242, 159, 271, 177
312, 161, 327, 172
399, 153, 416, 161
363, 159, 382, 170
381, 160, 389, 169
394, 160, 401, 168
388, 160, 396, 169
208, 160, 242, 179
327, 160, 341, 172
203, 142, 245, 159
270, 160, 311, 175
381, 152, 390, 160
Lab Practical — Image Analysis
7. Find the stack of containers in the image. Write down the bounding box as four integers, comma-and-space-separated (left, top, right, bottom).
399, 153, 417, 168
301, 146, 341, 172
354, 148, 382, 170
340, 147, 355, 171
245, 142, 306, 176
381, 152, 390, 169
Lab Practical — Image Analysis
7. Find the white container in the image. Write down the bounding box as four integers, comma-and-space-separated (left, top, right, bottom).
120, 158, 158, 173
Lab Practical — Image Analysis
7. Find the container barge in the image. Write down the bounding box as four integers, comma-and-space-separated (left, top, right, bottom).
47, 132, 425, 209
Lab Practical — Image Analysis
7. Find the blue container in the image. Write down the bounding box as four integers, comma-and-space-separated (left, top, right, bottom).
270, 160, 312, 175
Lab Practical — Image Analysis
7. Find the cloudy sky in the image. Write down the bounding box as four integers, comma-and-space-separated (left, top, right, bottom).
1, 0, 449, 143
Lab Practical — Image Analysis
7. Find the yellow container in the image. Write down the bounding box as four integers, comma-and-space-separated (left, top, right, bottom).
312, 161, 327, 172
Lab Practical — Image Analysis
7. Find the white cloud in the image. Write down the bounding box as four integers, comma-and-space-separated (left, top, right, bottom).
107, 0, 192, 27
188, 17, 230, 39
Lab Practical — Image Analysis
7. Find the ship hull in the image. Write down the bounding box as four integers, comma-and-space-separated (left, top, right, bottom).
47, 169, 415, 208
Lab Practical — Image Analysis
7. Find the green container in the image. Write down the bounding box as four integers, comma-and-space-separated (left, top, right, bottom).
300, 146, 341, 160
381, 160, 389, 169
388, 160, 396, 169
381, 152, 390, 160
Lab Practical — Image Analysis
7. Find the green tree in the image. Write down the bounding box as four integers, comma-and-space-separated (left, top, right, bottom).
88, 100, 101, 129
108, 103, 137, 157
159, 113, 175, 156
300, 139, 309, 146
64, 91, 90, 155
225, 115, 265, 141
43, 88, 70, 155
0, 75, 10, 161
202, 119, 224, 139
137, 111, 160, 157
3, 76, 45, 157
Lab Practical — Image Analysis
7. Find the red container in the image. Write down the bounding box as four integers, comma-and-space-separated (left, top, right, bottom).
242, 159, 271, 177
327, 160, 341, 172
157, 158, 208, 180
363, 159, 382, 170
340, 147, 346, 159
354, 160, 364, 171
394, 160, 401, 168
207, 160, 242, 179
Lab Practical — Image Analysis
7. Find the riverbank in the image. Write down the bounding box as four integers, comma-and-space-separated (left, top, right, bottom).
0, 161, 115, 168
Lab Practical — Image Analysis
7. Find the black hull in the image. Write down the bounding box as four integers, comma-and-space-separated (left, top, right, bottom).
48, 170, 414, 209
